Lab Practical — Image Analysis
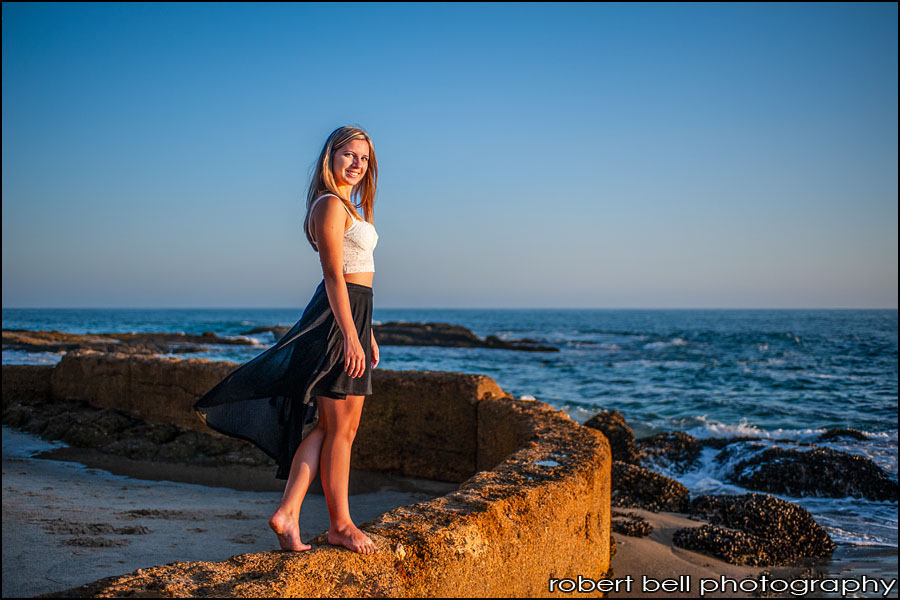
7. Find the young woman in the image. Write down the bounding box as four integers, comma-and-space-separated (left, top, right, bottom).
194, 125, 380, 555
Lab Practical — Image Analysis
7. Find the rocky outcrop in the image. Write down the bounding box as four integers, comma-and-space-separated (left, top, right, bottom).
598, 414, 897, 504
372, 321, 558, 351
4, 354, 611, 598
718, 443, 898, 502
583, 409, 642, 464
46, 350, 235, 434
249, 322, 560, 351
611, 461, 690, 513
636, 431, 774, 472
2, 329, 252, 355
590, 413, 841, 570
637, 431, 702, 473
817, 427, 868, 442
2, 393, 273, 468
611, 510, 652, 537
673, 493, 835, 567
5, 321, 559, 357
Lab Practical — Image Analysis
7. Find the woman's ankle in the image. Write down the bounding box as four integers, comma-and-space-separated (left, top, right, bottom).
273, 505, 299, 519
329, 519, 357, 532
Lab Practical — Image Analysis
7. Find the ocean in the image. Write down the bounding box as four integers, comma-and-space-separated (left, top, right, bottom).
3, 306, 897, 591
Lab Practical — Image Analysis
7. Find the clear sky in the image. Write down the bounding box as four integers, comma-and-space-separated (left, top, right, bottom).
2, 2, 897, 309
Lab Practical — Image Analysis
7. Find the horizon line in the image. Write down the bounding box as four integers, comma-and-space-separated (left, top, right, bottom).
3, 306, 898, 311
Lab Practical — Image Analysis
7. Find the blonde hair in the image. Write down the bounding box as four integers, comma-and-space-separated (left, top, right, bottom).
303, 125, 378, 252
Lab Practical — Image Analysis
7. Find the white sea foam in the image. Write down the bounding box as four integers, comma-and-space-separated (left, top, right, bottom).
645, 443, 899, 548
797, 371, 843, 380
221, 334, 262, 344
1, 349, 65, 366
643, 337, 687, 350
643, 415, 898, 480
643, 341, 667, 350
683, 415, 847, 442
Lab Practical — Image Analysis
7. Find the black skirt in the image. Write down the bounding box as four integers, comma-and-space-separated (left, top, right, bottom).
193, 279, 373, 479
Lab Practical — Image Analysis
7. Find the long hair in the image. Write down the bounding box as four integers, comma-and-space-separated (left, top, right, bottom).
303, 125, 378, 252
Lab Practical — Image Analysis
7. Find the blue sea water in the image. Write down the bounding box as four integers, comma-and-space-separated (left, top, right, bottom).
2, 307, 897, 588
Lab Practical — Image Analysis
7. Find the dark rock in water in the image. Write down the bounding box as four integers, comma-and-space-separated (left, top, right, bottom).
637, 431, 702, 474
723, 444, 898, 502
688, 493, 835, 552
611, 461, 690, 512
243, 325, 291, 339
817, 428, 868, 442
673, 524, 775, 566
673, 493, 835, 567
2, 396, 275, 469
1, 329, 252, 356
371, 321, 559, 352
243, 326, 270, 334
4, 321, 558, 356
583, 410, 642, 464
243, 321, 558, 351
611, 510, 653, 537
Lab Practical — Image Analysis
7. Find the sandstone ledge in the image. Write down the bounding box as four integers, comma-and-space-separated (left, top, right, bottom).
3, 352, 611, 597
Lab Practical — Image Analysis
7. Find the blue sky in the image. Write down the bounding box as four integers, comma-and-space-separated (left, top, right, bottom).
2, 2, 897, 309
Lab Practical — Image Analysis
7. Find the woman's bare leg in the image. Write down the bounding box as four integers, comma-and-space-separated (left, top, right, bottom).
318, 394, 378, 554
268, 407, 329, 551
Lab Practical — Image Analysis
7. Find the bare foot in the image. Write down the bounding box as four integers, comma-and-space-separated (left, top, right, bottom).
269, 510, 311, 552
327, 523, 379, 554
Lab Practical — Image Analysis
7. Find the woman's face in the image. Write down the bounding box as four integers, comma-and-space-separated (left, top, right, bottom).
332, 139, 370, 187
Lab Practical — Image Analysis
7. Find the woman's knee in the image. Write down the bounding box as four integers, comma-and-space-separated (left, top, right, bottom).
325, 423, 358, 443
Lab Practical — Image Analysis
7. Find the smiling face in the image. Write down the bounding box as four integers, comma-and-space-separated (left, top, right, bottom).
332, 139, 370, 188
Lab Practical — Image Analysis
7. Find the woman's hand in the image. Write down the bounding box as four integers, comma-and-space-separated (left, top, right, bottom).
343, 333, 366, 378
371, 331, 379, 369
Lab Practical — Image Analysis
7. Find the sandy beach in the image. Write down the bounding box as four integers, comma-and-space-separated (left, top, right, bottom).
609, 509, 773, 598
1, 427, 458, 598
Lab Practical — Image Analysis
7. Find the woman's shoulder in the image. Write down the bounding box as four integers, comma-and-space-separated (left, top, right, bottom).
312, 192, 339, 206
311, 193, 344, 213
310, 194, 355, 229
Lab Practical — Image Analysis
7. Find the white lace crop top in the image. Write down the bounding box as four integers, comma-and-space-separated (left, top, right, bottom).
308, 194, 378, 274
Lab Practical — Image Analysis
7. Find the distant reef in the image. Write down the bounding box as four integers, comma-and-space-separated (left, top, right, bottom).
3, 321, 559, 356
1, 329, 249, 355
247, 321, 558, 352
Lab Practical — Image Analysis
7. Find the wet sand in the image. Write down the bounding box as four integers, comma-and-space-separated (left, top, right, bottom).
1, 426, 458, 598
609, 509, 769, 598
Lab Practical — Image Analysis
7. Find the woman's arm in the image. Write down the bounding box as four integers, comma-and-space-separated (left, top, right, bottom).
311, 196, 366, 377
